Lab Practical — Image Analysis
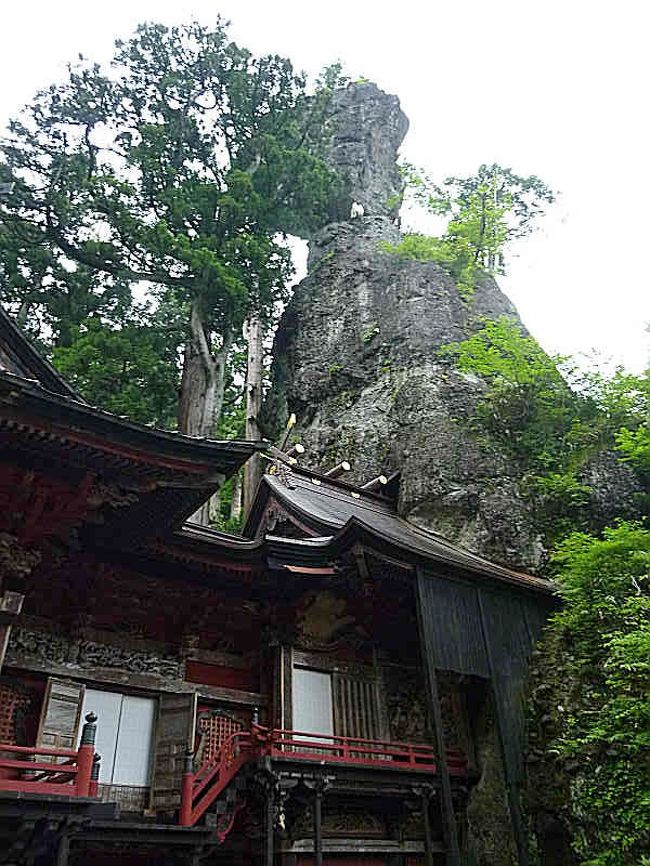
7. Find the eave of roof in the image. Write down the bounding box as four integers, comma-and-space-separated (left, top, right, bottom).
0, 370, 263, 476
250, 469, 554, 595
0, 306, 81, 399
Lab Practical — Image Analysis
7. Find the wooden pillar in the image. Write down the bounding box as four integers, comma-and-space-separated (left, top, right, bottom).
0, 590, 24, 673
56, 832, 70, 866
313, 787, 323, 866
265, 779, 275, 866
422, 788, 434, 866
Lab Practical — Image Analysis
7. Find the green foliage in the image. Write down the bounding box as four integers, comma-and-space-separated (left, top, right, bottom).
52, 316, 180, 425
617, 425, 650, 471
384, 163, 554, 302
531, 523, 650, 865
0, 19, 343, 432
438, 163, 555, 273
361, 322, 380, 343
441, 317, 650, 538
441, 316, 577, 467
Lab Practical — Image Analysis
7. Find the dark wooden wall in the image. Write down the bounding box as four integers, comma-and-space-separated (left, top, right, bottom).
416, 569, 553, 866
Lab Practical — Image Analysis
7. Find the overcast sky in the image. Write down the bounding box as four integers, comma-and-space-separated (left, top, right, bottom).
1, 0, 647, 372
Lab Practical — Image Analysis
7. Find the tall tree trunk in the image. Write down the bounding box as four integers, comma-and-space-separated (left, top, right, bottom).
178, 299, 230, 525
243, 314, 264, 516
178, 301, 217, 437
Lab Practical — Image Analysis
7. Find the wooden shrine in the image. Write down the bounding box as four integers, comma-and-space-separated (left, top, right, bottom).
0, 306, 554, 866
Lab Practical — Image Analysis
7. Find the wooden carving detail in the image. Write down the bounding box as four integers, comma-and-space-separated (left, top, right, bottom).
295, 591, 369, 651
7, 626, 74, 666
7, 626, 182, 678
437, 672, 474, 763
77, 639, 182, 677
257, 499, 314, 539
385, 666, 429, 744
291, 806, 385, 838
0, 532, 41, 582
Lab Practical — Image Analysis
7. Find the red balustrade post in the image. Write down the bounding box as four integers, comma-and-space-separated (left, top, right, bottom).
179, 749, 194, 827
76, 712, 97, 797
89, 752, 101, 797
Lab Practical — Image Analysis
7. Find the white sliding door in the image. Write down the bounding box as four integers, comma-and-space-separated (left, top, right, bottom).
112, 695, 156, 785
292, 668, 333, 739
80, 689, 155, 786
82, 689, 121, 783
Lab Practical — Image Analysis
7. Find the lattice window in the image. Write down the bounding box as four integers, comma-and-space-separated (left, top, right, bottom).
196, 711, 244, 765
0, 682, 31, 745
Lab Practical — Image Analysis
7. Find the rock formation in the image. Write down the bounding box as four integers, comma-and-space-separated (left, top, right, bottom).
263, 82, 639, 572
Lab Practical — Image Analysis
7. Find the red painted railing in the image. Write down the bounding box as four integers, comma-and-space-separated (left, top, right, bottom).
179, 727, 255, 830
266, 728, 469, 774
0, 742, 96, 797
179, 725, 469, 829
267, 728, 438, 769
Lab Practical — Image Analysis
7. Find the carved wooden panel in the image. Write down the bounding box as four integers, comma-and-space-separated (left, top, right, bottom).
37, 678, 85, 752
149, 692, 197, 811
8, 626, 182, 679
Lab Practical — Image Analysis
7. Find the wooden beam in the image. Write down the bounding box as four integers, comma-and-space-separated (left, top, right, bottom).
313, 787, 323, 866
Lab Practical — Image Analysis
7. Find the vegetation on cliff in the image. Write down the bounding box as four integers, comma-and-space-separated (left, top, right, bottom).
382, 163, 555, 299
528, 523, 650, 866
441, 317, 649, 539
442, 317, 649, 864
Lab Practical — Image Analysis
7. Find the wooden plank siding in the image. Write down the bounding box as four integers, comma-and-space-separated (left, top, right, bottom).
416, 568, 552, 866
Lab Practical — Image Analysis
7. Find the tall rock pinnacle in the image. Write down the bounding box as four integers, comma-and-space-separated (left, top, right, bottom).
263, 82, 637, 571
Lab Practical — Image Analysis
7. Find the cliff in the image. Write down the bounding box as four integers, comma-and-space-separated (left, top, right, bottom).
262, 82, 639, 572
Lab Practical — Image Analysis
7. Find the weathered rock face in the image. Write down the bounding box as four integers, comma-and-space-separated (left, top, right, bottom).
263, 81, 639, 571
265, 211, 544, 569
317, 82, 408, 220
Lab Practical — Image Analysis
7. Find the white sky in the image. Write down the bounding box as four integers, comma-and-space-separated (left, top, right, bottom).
1, 0, 648, 372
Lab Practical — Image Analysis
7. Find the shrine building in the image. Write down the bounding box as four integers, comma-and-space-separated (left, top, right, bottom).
0, 306, 554, 866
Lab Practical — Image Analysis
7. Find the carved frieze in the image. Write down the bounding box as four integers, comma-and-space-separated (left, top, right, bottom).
77, 639, 182, 677
291, 806, 385, 838
0, 532, 41, 582
7, 626, 182, 678
7, 626, 74, 666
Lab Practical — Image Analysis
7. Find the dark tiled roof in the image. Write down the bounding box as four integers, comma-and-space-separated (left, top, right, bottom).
257, 469, 552, 593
